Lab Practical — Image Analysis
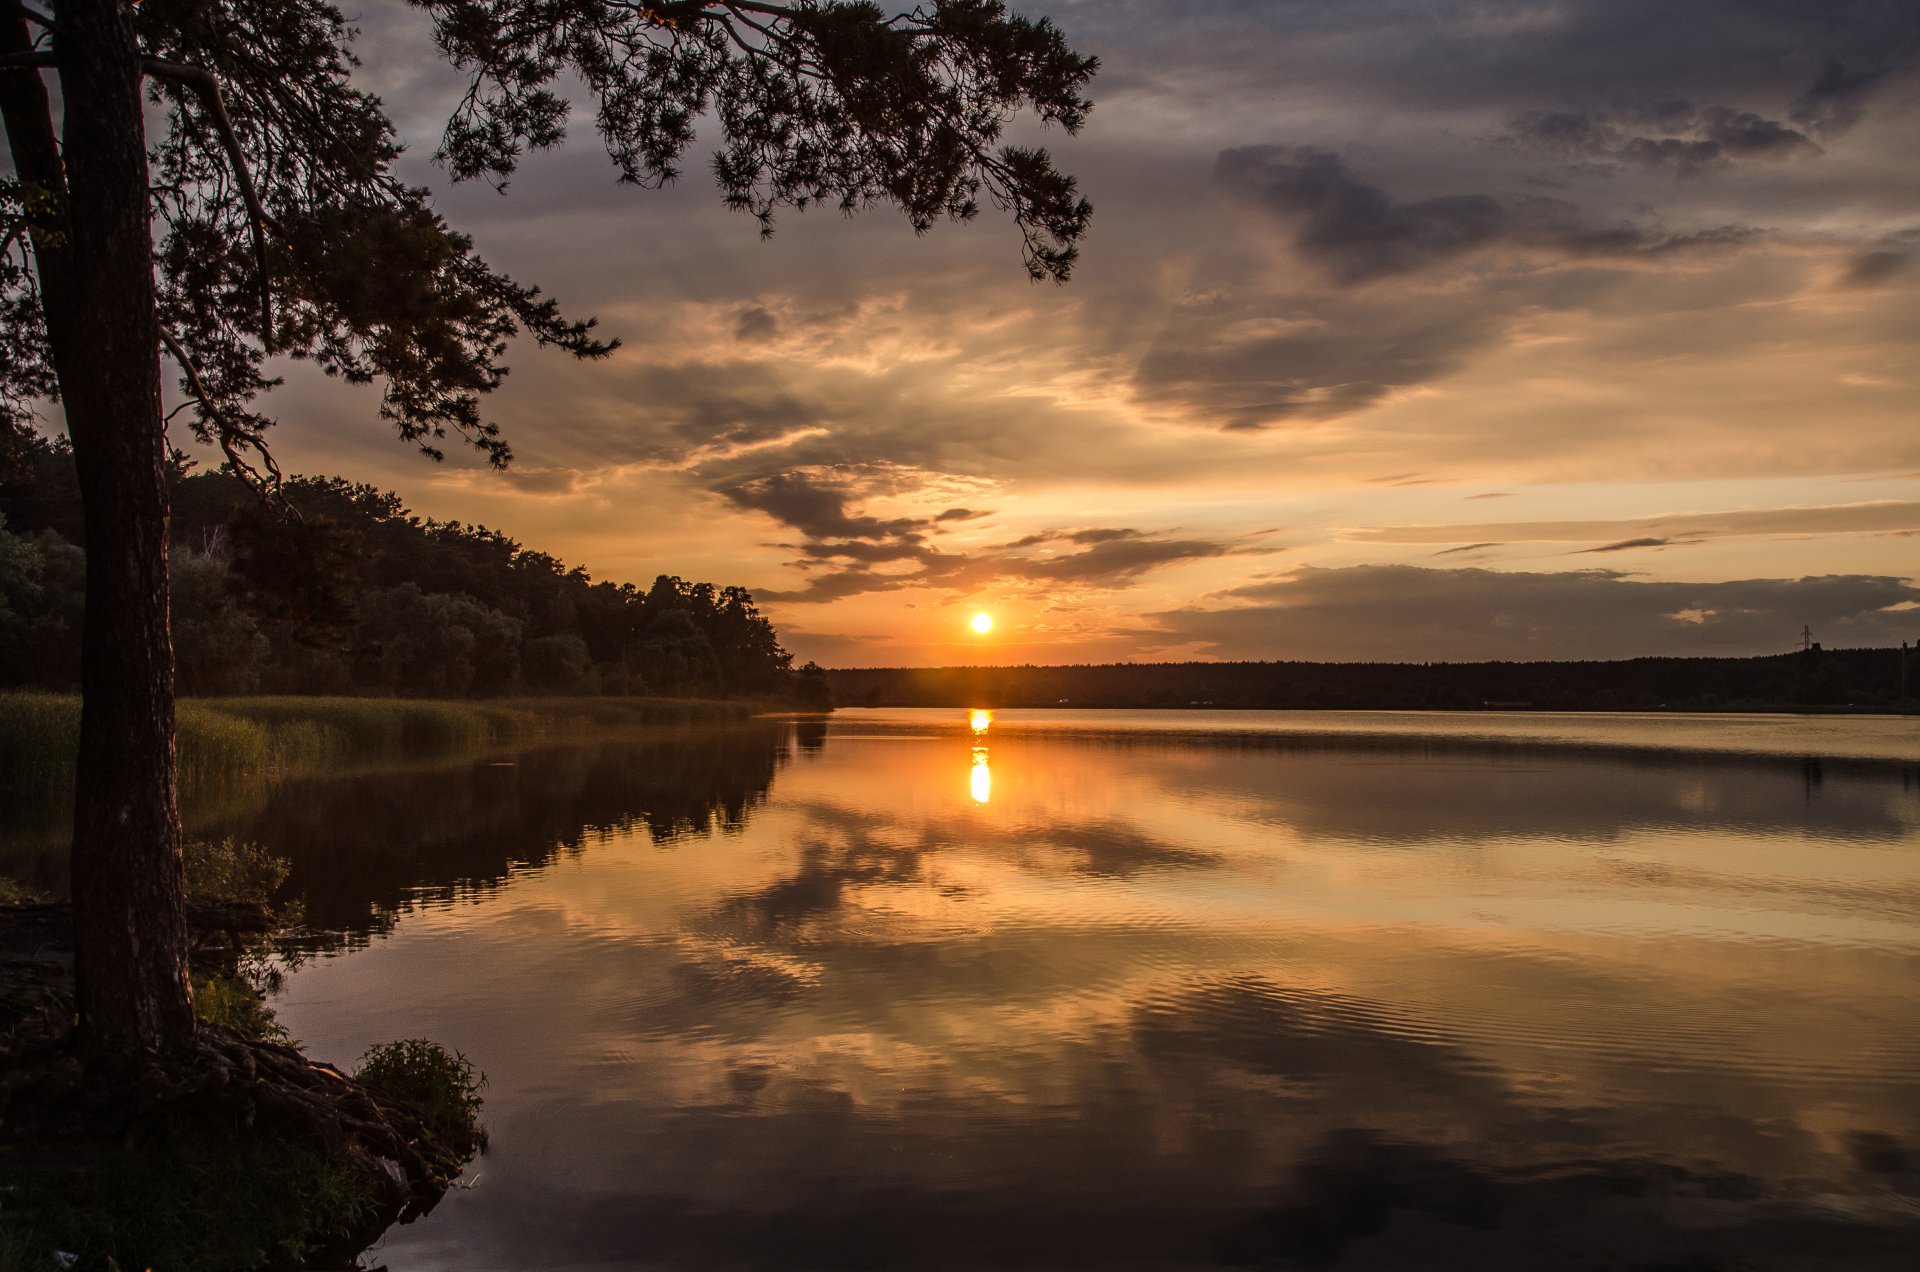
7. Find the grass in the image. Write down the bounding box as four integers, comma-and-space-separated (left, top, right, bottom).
0, 692, 758, 807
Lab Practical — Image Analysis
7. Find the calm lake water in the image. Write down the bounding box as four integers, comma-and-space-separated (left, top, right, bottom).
240, 709, 1920, 1270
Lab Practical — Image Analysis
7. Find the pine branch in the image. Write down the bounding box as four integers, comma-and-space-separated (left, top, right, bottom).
143, 59, 277, 351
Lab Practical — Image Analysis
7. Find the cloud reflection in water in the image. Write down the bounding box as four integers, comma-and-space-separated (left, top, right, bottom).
263, 710, 1920, 1271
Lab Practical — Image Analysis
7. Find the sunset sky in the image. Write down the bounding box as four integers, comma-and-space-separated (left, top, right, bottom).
240, 0, 1919, 667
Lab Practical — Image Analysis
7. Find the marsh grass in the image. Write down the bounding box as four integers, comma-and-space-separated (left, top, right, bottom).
0, 694, 79, 799
0, 693, 755, 807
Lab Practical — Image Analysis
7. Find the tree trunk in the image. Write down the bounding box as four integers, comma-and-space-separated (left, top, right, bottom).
1, 0, 195, 1062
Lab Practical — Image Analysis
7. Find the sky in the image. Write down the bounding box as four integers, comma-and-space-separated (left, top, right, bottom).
238, 0, 1919, 667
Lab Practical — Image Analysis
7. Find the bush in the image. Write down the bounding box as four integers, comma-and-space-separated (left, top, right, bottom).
184, 836, 292, 907
354, 1039, 488, 1157
192, 972, 289, 1043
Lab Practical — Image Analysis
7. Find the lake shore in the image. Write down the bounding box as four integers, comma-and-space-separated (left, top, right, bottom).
0, 693, 768, 801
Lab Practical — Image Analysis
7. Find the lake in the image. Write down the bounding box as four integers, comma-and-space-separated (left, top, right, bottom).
238, 708, 1920, 1270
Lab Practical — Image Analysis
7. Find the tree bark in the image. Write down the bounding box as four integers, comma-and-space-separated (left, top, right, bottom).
1, 0, 195, 1062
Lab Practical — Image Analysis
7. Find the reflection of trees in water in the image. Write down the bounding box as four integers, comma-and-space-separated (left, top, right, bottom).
218, 722, 792, 946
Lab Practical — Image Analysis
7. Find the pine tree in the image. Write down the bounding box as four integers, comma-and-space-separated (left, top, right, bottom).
0, 0, 1093, 1064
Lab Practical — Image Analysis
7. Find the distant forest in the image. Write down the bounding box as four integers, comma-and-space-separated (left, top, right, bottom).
830, 647, 1917, 713
1, 433, 826, 703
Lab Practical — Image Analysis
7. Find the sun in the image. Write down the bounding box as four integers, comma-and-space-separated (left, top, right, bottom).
970, 612, 994, 634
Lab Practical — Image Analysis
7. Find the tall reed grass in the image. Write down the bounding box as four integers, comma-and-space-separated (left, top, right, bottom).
0, 693, 756, 807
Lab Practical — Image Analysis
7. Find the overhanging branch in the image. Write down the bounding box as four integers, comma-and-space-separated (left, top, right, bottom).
158, 324, 289, 505
143, 58, 277, 350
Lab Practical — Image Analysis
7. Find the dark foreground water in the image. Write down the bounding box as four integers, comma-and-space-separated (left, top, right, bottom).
240, 709, 1920, 1271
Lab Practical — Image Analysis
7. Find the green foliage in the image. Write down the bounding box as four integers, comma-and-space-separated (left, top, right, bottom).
183, 837, 303, 1037
0, 1118, 385, 1272
354, 1038, 488, 1157
0, 874, 39, 903
0, 692, 76, 799
794, 660, 835, 710
184, 835, 292, 906
0, 515, 82, 689
191, 971, 289, 1043
0, 694, 754, 832
3, 444, 804, 702
173, 546, 271, 695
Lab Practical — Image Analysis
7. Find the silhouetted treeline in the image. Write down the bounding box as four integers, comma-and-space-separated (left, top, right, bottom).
829, 648, 1919, 713
1, 434, 828, 700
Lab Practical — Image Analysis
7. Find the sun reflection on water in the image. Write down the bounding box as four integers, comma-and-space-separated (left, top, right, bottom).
968, 708, 993, 803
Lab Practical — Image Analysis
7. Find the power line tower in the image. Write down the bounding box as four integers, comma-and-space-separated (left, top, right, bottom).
1800, 625, 1814, 652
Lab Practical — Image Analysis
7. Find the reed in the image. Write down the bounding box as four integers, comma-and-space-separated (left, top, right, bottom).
0, 693, 80, 800
0, 694, 759, 808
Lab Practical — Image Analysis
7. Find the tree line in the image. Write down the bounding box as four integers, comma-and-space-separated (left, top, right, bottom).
828, 647, 1918, 713
2, 432, 825, 702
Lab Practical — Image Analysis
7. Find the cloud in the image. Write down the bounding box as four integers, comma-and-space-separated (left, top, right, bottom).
1356, 501, 1920, 548
1843, 250, 1911, 288
1152, 565, 1920, 661
1216, 146, 1510, 283
1579, 536, 1673, 553
248, 0, 1920, 668
1790, 61, 1897, 137
1216, 144, 1761, 285
723, 467, 1251, 602
733, 306, 780, 340
720, 469, 928, 554
1505, 104, 1818, 176
998, 531, 1236, 583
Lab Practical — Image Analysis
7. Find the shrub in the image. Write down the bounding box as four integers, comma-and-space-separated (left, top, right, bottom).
354, 1039, 488, 1157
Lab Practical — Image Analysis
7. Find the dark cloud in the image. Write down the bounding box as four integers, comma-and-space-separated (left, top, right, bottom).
1580, 536, 1673, 553
1216, 144, 1761, 285
1133, 290, 1512, 428
1790, 61, 1897, 138
720, 470, 928, 552
1506, 104, 1818, 176
1843, 250, 1911, 288
935, 507, 989, 523
1004, 534, 1234, 582
733, 305, 779, 340
1216, 146, 1508, 283
755, 566, 917, 604
727, 469, 1248, 601
1153, 566, 1920, 661
1433, 542, 1502, 556
1059, 1, 1920, 122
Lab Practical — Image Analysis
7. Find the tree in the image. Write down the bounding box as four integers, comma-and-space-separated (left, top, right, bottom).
0, 0, 1094, 1063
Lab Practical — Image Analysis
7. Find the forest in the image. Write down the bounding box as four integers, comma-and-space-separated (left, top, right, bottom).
829, 645, 1918, 713
1, 432, 822, 702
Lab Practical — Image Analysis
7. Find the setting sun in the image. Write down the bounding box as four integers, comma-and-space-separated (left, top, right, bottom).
970, 612, 994, 634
